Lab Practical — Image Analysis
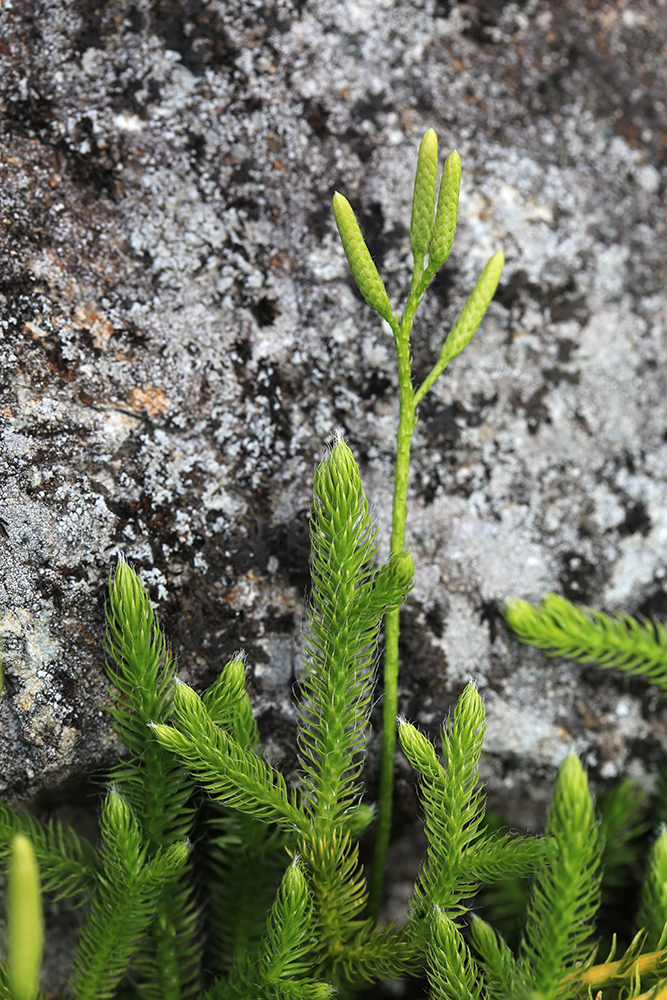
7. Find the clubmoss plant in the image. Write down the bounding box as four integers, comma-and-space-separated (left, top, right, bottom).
332, 127, 504, 916
2, 131, 667, 1000
0, 443, 544, 999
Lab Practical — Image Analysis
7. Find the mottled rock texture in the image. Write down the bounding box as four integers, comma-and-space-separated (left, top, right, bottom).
1, 0, 667, 837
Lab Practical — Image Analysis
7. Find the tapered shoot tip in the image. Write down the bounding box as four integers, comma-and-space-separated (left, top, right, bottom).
420, 127, 438, 151
490, 248, 505, 272
559, 751, 586, 784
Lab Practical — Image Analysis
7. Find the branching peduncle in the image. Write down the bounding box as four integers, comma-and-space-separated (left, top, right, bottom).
333, 128, 504, 918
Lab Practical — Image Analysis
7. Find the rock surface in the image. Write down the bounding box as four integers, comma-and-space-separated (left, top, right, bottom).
1, 0, 667, 838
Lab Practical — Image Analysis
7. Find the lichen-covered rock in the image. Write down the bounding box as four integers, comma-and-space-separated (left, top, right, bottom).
1, 0, 667, 833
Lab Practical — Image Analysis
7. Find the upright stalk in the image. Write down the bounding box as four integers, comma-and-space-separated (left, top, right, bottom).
368, 293, 418, 920
331, 133, 503, 920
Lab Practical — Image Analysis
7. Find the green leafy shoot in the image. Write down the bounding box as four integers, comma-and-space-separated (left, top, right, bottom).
151, 680, 307, 836
477, 779, 648, 961
468, 915, 517, 999
400, 685, 544, 921
202, 655, 288, 976
69, 790, 190, 1000
222, 860, 334, 1000
597, 778, 648, 906
297, 435, 414, 832
471, 795, 667, 1000
505, 593, 667, 693
203, 653, 257, 744
106, 559, 196, 848
204, 804, 288, 977
0, 804, 100, 903
475, 811, 531, 953
519, 754, 602, 1000
427, 909, 482, 1000
638, 828, 667, 952
106, 559, 202, 1000
149, 437, 416, 991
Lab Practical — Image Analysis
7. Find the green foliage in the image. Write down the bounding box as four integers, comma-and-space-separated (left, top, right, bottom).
468, 916, 517, 998
105, 559, 196, 849
152, 680, 306, 835
70, 792, 190, 1000
0, 803, 100, 903
502, 590, 667, 997
200, 658, 288, 977
597, 778, 648, 906
151, 438, 419, 993
299, 436, 414, 832
399, 690, 544, 921
479, 778, 649, 952
427, 909, 482, 1000
105, 559, 201, 1000
2, 127, 667, 1000
505, 593, 667, 692
0, 440, 544, 1000
220, 861, 334, 1000
519, 754, 601, 999
638, 828, 667, 952
422, 754, 664, 1000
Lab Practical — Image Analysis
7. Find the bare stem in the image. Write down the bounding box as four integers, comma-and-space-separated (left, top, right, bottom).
368, 294, 417, 921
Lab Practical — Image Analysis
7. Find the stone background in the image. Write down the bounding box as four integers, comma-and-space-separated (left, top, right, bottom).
1, 0, 667, 854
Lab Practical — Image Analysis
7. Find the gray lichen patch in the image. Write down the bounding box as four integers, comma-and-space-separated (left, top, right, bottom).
1, 0, 667, 821
0, 602, 108, 797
